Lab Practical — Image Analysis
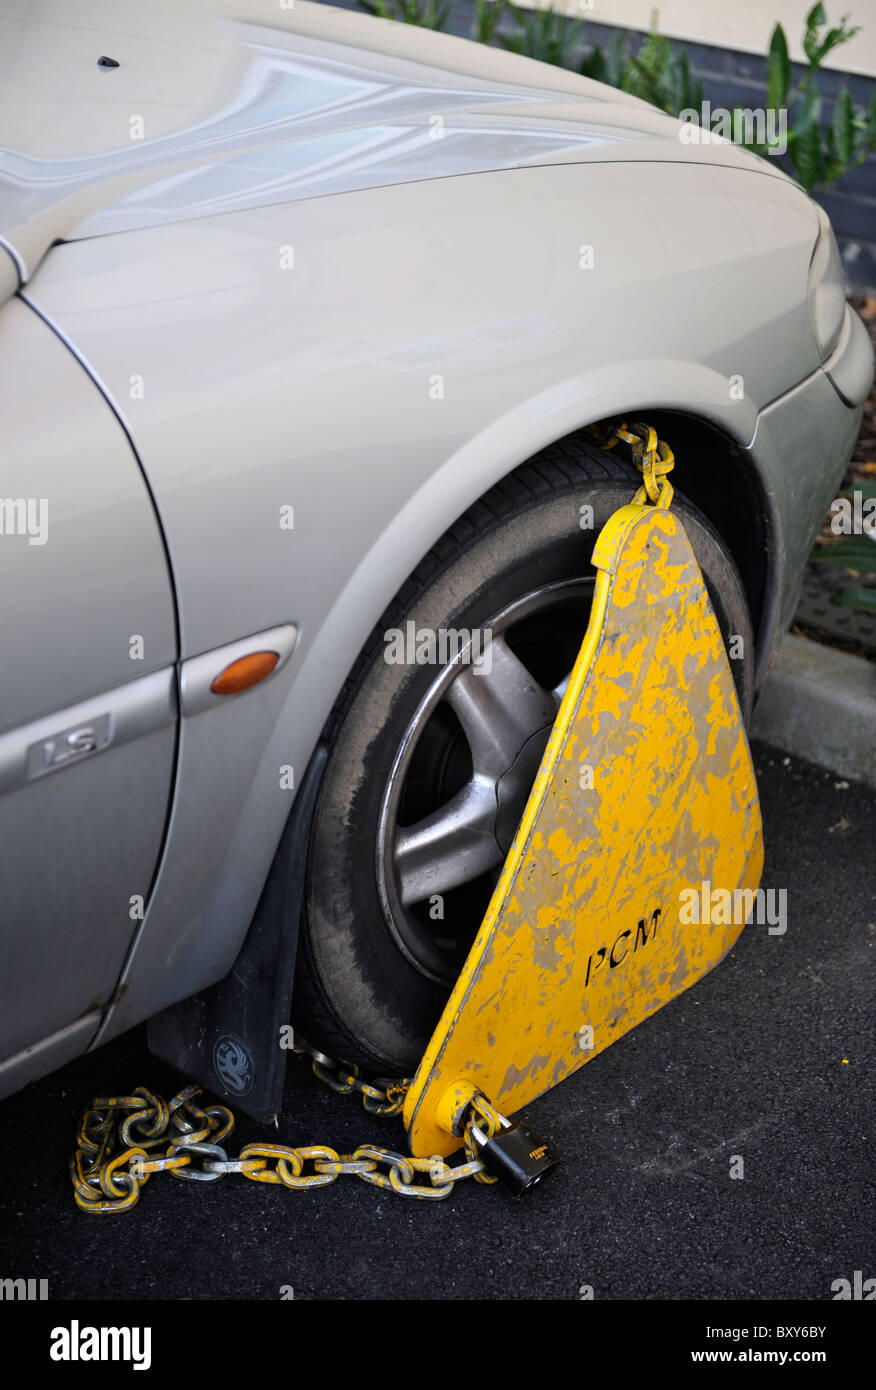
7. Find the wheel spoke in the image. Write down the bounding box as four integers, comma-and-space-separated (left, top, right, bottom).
394, 778, 501, 906
445, 635, 557, 780
551, 670, 572, 707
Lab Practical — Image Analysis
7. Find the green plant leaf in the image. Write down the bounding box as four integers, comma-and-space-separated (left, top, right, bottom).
358, 0, 451, 26
623, 29, 682, 113
580, 46, 607, 82
803, 5, 859, 69
803, 3, 827, 64
498, 5, 585, 66
668, 48, 703, 115
790, 118, 823, 188
627, 54, 667, 110
766, 24, 791, 114
799, 82, 823, 128
472, 0, 506, 44
814, 22, 859, 67
812, 539, 876, 573
842, 481, 876, 502
831, 86, 855, 164
604, 30, 628, 87
832, 585, 876, 613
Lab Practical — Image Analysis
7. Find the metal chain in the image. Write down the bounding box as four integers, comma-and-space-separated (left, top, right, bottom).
70, 1039, 500, 1213
587, 420, 675, 509
295, 1038, 411, 1116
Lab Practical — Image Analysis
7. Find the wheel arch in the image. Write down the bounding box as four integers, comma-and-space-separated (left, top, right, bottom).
326, 368, 775, 713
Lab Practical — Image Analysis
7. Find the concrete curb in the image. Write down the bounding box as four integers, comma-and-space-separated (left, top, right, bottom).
751, 633, 876, 788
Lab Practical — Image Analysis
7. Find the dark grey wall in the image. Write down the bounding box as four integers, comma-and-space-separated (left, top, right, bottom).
316, 1, 876, 287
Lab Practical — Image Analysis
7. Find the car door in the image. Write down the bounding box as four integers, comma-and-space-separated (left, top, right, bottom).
0, 295, 178, 1081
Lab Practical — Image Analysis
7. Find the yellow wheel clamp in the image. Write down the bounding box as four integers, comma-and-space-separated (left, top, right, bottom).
403, 423, 763, 1186
70, 422, 764, 1209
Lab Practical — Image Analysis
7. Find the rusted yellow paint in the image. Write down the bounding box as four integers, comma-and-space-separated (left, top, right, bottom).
405, 503, 763, 1158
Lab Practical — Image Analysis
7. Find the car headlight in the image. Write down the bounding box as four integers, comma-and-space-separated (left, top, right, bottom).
808, 204, 846, 361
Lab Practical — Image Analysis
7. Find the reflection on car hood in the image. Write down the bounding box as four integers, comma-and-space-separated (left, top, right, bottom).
0, 0, 786, 280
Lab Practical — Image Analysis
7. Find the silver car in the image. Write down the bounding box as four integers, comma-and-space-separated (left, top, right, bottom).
0, 0, 871, 1109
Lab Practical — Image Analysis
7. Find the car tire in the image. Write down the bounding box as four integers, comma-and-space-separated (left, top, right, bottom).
291, 432, 754, 1072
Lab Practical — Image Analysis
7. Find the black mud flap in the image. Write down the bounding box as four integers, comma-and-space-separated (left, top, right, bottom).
146, 744, 327, 1123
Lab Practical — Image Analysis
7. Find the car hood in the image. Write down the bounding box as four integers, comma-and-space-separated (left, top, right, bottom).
0, 0, 789, 283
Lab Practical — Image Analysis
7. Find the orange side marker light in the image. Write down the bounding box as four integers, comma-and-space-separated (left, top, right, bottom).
210, 651, 279, 696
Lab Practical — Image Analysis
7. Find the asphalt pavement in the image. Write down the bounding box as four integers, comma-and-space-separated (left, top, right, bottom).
1, 739, 874, 1301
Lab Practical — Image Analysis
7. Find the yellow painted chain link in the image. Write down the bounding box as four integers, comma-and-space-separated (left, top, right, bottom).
70, 1041, 502, 1213
587, 420, 675, 510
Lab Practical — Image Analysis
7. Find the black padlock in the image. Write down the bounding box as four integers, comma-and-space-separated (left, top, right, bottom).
469, 1115, 560, 1195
